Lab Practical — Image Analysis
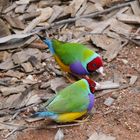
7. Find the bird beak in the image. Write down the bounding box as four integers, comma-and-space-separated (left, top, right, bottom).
96, 67, 105, 76
95, 82, 101, 90
36, 34, 46, 41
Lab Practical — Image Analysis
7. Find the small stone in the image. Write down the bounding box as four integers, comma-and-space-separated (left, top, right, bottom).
121, 59, 128, 64
104, 97, 115, 106
54, 129, 64, 140
111, 93, 119, 99
129, 75, 138, 85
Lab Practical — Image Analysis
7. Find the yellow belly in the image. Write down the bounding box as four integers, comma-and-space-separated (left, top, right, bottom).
54, 54, 70, 72
56, 111, 87, 123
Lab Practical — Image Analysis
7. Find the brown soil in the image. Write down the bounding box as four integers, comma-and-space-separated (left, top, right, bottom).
4, 44, 140, 140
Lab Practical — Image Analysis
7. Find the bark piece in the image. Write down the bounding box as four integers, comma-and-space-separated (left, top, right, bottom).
0, 58, 14, 70
110, 20, 132, 35
0, 85, 26, 96
117, 14, 140, 24
48, 5, 63, 23
5, 70, 25, 79
21, 62, 34, 72
15, 4, 27, 14
5, 15, 25, 29
0, 51, 11, 62
2, 3, 17, 13
91, 34, 122, 61
50, 78, 67, 92
23, 7, 53, 33
0, 18, 11, 37
12, 48, 42, 64
69, 0, 87, 17
131, 0, 140, 16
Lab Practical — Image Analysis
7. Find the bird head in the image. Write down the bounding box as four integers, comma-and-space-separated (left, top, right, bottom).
84, 76, 101, 93
87, 56, 105, 76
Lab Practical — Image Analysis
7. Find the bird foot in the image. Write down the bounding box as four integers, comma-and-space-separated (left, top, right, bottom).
63, 73, 76, 84
74, 116, 90, 123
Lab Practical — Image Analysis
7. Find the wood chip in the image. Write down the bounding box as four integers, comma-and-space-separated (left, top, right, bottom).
88, 131, 116, 140
0, 18, 11, 37
19, 11, 41, 21
0, 51, 11, 62
4, 93, 22, 108
75, 0, 87, 17
23, 7, 53, 33
91, 34, 122, 61
69, 0, 86, 17
117, 14, 140, 24
12, 48, 42, 64
48, 5, 63, 23
98, 81, 120, 90
50, 77, 67, 92
5, 15, 25, 29
20, 90, 41, 107
2, 3, 16, 14
15, 4, 27, 14
0, 0, 10, 12
0, 58, 14, 70
5, 70, 25, 79
0, 85, 26, 96
130, 1, 140, 16
16, 0, 31, 5
21, 62, 34, 72
110, 20, 132, 35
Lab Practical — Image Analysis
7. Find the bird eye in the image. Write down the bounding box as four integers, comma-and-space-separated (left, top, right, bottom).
93, 64, 96, 67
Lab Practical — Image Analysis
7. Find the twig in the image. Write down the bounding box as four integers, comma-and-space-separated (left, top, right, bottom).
95, 84, 130, 99
4, 126, 27, 139
32, 1, 133, 33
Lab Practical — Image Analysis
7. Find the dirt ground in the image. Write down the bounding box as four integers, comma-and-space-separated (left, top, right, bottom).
9, 43, 139, 140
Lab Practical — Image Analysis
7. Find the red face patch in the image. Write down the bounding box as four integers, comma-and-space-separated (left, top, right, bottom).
84, 77, 96, 93
87, 57, 103, 72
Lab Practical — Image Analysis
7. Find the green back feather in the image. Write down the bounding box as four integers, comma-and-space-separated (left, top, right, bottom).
52, 39, 96, 68
46, 79, 90, 113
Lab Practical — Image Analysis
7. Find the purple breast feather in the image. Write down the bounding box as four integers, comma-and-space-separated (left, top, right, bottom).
88, 93, 94, 111
70, 61, 89, 75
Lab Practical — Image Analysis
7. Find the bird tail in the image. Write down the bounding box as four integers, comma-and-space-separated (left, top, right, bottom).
31, 111, 56, 118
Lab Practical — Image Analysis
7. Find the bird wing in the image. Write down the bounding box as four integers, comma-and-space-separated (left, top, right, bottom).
52, 39, 94, 66
46, 80, 90, 113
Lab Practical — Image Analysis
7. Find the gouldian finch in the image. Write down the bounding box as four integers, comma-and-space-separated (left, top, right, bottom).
37, 35, 105, 76
31, 78, 98, 123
